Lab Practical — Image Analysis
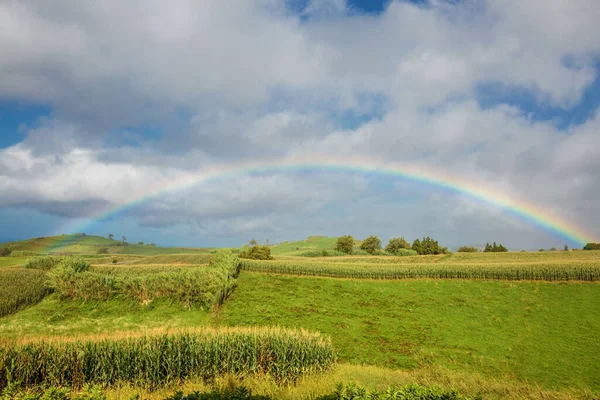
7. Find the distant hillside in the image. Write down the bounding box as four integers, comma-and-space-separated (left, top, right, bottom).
270, 236, 339, 255
0, 234, 213, 256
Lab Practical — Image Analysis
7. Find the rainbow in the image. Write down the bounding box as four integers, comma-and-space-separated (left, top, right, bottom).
54, 156, 594, 246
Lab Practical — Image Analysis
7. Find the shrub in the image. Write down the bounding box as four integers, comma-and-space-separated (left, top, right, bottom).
97, 247, 109, 254
360, 236, 382, 255
334, 235, 355, 254
239, 245, 273, 260
25, 256, 62, 270
9, 250, 39, 257
457, 246, 479, 253
0, 247, 11, 257
299, 250, 348, 257
60, 257, 90, 273
394, 248, 418, 256
385, 237, 411, 254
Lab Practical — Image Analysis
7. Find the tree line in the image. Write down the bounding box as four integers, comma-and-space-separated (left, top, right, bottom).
335, 235, 448, 255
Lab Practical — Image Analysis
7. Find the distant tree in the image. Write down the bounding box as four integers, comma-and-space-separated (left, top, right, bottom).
138, 241, 144, 245
484, 242, 507, 252
335, 235, 355, 254
122, 236, 127, 243
0, 247, 11, 257
564, 244, 569, 251
550, 247, 557, 251
97, 247, 109, 255
385, 237, 411, 254
108, 234, 114, 240
457, 246, 478, 253
266, 238, 270, 246
239, 245, 274, 260
411, 238, 422, 255
360, 235, 382, 255
583, 243, 600, 250
249, 239, 258, 246
418, 236, 447, 255
538, 248, 546, 252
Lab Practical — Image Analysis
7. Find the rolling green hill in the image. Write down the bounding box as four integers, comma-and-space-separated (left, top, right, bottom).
270, 236, 339, 255
0, 234, 213, 256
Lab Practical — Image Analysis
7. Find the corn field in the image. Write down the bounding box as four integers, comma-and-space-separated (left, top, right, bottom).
0, 328, 335, 389
0, 269, 52, 317
240, 258, 600, 281
47, 250, 240, 308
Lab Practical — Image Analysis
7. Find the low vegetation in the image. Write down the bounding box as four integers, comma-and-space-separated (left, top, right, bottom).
483, 242, 508, 252
240, 258, 600, 281
584, 242, 600, 250
0, 269, 51, 317
47, 250, 240, 309
239, 245, 273, 260
457, 246, 478, 252
0, 328, 335, 389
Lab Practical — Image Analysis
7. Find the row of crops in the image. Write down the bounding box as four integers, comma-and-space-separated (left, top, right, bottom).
0, 328, 335, 389
0, 269, 52, 317
240, 259, 600, 281
43, 250, 239, 309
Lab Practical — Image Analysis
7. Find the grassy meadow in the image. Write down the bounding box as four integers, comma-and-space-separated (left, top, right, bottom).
0, 235, 599, 399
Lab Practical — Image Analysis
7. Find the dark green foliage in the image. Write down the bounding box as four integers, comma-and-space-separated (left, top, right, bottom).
384, 237, 411, 254
0, 382, 107, 400
298, 250, 348, 257
360, 236, 381, 255
166, 387, 271, 400
583, 242, 600, 250
239, 245, 273, 260
564, 244, 569, 251
0, 247, 11, 257
483, 242, 508, 252
412, 237, 447, 255
317, 383, 470, 400
97, 247, 109, 255
457, 246, 479, 253
0, 329, 334, 389
0, 269, 52, 317
334, 235, 355, 254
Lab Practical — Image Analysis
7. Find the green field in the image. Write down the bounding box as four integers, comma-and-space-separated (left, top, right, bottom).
1, 235, 599, 399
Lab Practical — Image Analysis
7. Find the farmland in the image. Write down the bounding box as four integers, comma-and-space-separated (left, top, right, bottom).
0, 235, 599, 399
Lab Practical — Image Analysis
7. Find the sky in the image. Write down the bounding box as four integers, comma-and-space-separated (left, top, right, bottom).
1, 0, 599, 249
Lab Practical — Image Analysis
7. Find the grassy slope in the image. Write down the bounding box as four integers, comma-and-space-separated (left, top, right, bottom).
270, 237, 339, 255
218, 272, 600, 392
0, 257, 29, 268
1, 235, 213, 256
0, 296, 212, 340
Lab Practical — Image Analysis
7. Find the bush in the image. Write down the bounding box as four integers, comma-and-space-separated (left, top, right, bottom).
385, 237, 411, 254
317, 383, 470, 400
394, 248, 418, 256
97, 247, 109, 254
360, 236, 382, 255
371, 249, 394, 256
298, 250, 348, 257
9, 250, 40, 257
335, 235, 355, 254
457, 246, 479, 253
0, 247, 12, 257
25, 256, 62, 270
239, 245, 273, 260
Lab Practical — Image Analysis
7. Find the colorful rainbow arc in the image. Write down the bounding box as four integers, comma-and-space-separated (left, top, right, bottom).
54, 156, 594, 247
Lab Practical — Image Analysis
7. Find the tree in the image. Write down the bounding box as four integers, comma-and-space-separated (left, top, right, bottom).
108, 234, 114, 240
411, 238, 422, 255
583, 243, 600, 250
564, 244, 569, 251
266, 238, 270, 246
138, 241, 144, 245
335, 235, 355, 254
239, 245, 273, 260
122, 236, 127, 243
457, 246, 478, 252
385, 237, 411, 254
484, 243, 493, 252
249, 239, 258, 246
360, 235, 382, 255
497, 244, 508, 252
484, 242, 507, 252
